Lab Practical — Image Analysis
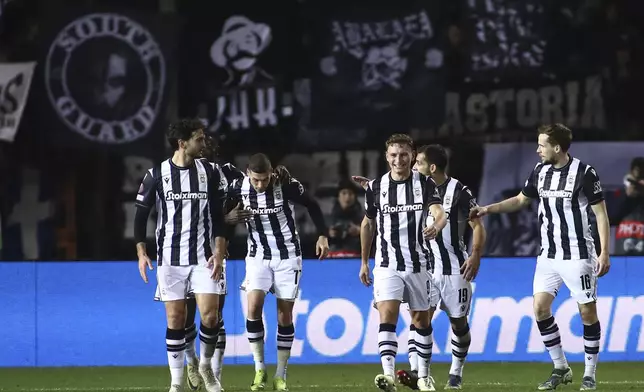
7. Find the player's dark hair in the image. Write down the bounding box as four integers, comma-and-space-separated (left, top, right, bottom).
248, 153, 272, 173
418, 144, 448, 172
166, 118, 205, 150
385, 133, 414, 151
538, 123, 572, 152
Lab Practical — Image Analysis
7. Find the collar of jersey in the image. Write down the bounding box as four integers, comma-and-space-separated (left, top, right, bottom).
436, 176, 451, 188
548, 154, 573, 172
388, 171, 413, 184
168, 158, 195, 170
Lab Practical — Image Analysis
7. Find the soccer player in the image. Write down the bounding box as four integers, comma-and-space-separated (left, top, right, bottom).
135, 119, 228, 392
152, 135, 246, 391
470, 124, 610, 391
354, 143, 484, 390
167, 136, 291, 391
360, 134, 447, 392
398, 145, 485, 390
174, 136, 250, 391
227, 153, 329, 391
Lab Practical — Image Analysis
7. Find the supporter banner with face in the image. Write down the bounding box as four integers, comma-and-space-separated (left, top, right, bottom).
177, 0, 300, 152
35, 10, 174, 158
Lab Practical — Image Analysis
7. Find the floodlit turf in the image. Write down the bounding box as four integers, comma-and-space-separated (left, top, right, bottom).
0, 363, 642, 392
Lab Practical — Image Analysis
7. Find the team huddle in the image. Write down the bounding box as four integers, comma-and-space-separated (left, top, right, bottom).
135, 121, 611, 392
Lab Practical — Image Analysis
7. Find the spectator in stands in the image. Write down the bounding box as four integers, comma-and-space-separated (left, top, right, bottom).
612, 157, 644, 255
328, 180, 363, 258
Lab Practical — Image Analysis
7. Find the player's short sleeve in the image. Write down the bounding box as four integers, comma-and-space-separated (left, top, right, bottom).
424, 177, 442, 207
522, 165, 540, 199
135, 169, 157, 209
582, 165, 604, 205
364, 181, 377, 219
458, 186, 478, 214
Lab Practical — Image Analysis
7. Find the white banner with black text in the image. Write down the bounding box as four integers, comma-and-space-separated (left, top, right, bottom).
0, 62, 36, 143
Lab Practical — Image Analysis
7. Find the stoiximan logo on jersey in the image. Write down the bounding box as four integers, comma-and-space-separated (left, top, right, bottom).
251, 206, 284, 215
538, 189, 573, 199
382, 203, 424, 214
45, 13, 166, 144
165, 191, 208, 201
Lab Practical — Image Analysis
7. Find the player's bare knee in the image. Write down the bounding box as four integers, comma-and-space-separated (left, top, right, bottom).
533, 304, 551, 321
197, 296, 219, 327
533, 293, 555, 320
578, 301, 599, 324
410, 310, 431, 329
450, 316, 468, 331
247, 290, 266, 320
276, 299, 295, 325
165, 302, 187, 330
200, 307, 220, 328
377, 300, 400, 324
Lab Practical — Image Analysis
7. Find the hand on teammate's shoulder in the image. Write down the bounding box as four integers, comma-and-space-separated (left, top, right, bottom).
273, 165, 292, 185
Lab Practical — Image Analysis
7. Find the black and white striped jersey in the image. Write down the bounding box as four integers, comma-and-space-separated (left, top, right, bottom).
427, 177, 478, 275
228, 176, 327, 260
522, 156, 604, 260
364, 171, 442, 272
135, 158, 224, 266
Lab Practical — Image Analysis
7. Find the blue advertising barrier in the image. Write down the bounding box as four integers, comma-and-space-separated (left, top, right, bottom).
1, 257, 642, 367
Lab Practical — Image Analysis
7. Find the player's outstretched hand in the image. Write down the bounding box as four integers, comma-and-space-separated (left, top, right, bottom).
359, 264, 372, 287
316, 235, 329, 260
468, 206, 488, 220
423, 225, 438, 240
225, 202, 252, 224
351, 176, 371, 190
273, 165, 292, 185
460, 254, 481, 282
138, 254, 153, 283
596, 253, 610, 277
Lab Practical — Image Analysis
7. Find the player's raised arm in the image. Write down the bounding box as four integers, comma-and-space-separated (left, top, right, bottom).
134, 168, 157, 283
283, 177, 329, 260
470, 164, 538, 219
359, 181, 377, 287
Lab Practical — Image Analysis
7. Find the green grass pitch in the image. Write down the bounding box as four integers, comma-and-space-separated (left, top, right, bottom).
0, 363, 642, 392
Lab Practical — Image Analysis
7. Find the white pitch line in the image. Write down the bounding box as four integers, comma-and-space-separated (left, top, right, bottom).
5, 381, 644, 391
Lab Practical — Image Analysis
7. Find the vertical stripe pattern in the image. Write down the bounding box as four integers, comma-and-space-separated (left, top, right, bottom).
367, 171, 440, 272
532, 158, 596, 260
151, 159, 214, 266
233, 177, 302, 260
427, 178, 470, 275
